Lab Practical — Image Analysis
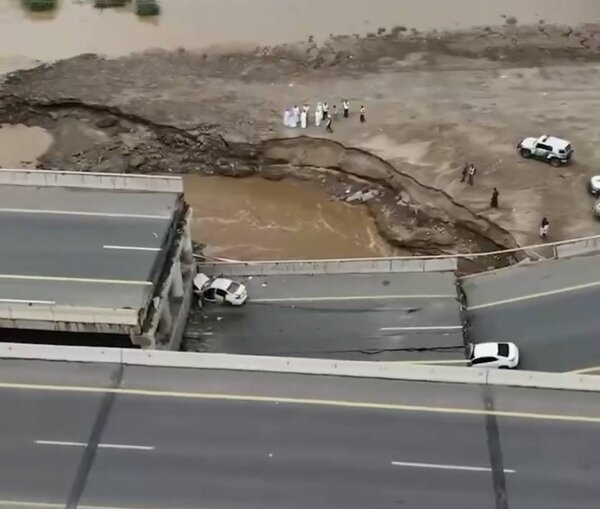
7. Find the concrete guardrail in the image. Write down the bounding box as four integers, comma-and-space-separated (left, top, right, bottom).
0, 169, 184, 193
198, 258, 457, 276
555, 237, 600, 258
0, 343, 597, 392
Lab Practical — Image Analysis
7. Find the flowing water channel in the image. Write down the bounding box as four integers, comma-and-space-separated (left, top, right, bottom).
0, 124, 53, 168
185, 175, 392, 260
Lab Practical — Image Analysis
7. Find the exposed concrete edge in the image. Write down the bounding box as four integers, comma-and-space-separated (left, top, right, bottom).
0, 168, 184, 193
0, 304, 139, 326
0, 344, 598, 392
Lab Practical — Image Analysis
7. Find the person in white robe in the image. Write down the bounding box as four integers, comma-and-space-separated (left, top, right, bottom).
291, 105, 300, 128
315, 102, 323, 126
300, 109, 307, 128
283, 108, 291, 127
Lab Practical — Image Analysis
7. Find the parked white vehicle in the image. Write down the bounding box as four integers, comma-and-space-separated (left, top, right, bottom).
193, 273, 248, 306
517, 135, 573, 167
588, 175, 600, 197
468, 342, 519, 369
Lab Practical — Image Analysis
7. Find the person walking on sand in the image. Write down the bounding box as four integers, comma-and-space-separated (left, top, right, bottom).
490, 187, 499, 208
315, 102, 323, 127
300, 107, 307, 129
343, 99, 350, 118
468, 163, 477, 185
325, 116, 333, 133
322, 102, 329, 120
460, 162, 469, 183
359, 105, 366, 123
291, 105, 300, 128
540, 217, 549, 239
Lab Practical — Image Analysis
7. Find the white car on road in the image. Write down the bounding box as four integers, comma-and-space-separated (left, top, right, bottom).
468, 342, 520, 369
517, 135, 573, 167
193, 273, 248, 306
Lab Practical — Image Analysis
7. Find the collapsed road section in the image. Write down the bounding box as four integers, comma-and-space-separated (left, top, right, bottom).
0, 168, 196, 349
188, 258, 467, 362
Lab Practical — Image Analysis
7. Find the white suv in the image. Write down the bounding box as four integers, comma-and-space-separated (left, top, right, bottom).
517, 135, 573, 167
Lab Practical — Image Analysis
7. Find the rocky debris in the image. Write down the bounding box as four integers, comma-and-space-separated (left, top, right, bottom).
345, 188, 380, 203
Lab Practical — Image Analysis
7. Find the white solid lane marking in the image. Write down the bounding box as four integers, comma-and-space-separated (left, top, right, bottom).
103, 245, 161, 252
380, 326, 463, 331
391, 461, 515, 473
467, 280, 600, 311
252, 294, 455, 303
0, 207, 171, 220
0, 274, 152, 286
0, 299, 55, 305
0, 500, 137, 509
34, 440, 154, 451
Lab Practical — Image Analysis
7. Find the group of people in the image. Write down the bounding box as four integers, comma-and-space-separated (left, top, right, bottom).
461, 162, 550, 239
283, 100, 365, 133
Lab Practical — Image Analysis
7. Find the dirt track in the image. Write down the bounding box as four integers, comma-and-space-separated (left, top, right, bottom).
2, 20, 600, 265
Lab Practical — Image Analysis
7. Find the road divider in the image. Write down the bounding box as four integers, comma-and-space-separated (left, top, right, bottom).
0, 343, 598, 392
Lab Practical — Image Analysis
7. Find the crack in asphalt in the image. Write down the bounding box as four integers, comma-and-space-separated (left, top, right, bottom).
483, 385, 510, 509
66, 364, 124, 509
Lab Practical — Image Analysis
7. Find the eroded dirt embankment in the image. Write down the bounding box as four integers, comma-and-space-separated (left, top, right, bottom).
0, 93, 520, 269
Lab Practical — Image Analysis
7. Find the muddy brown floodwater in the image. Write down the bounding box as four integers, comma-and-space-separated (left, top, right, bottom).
185, 175, 393, 260
1, 0, 599, 61
0, 124, 53, 168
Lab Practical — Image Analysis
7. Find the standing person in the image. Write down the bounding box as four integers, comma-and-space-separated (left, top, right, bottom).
468, 164, 477, 185
283, 108, 291, 127
325, 116, 333, 133
315, 102, 323, 127
359, 105, 366, 123
540, 217, 550, 239
332, 104, 338, 118
322, 102, 329, 120
300, 107, 307, 129
292, 105, 300, 128
460, 162, 469, 183
343, 99, 350, 118
490, 187, 499, 208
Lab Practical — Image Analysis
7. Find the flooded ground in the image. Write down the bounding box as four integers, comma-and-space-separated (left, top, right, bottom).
185, 175, 392, 260
0, 124, 53, 168
1, 0, 599, 61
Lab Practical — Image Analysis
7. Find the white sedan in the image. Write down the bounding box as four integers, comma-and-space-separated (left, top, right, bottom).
193, 273, 248, 306
468, 342, 519, 369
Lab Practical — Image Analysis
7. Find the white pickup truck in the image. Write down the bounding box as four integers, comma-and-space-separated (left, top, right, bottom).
517, 135, 573, 167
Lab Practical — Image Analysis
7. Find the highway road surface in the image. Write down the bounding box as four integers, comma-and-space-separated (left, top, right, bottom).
0, 359, 599, 509
0, 185, 181, 310
462, 254, 600, 372
188, 272, 466, 362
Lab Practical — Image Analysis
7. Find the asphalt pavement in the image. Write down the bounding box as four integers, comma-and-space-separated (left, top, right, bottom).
0, 360, 599, 509
187, 272, 466, 361
0, 185, 181, 310
461, 254, 600, 372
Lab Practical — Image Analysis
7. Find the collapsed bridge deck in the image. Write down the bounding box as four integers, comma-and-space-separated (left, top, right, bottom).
0, 169, 195, 349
